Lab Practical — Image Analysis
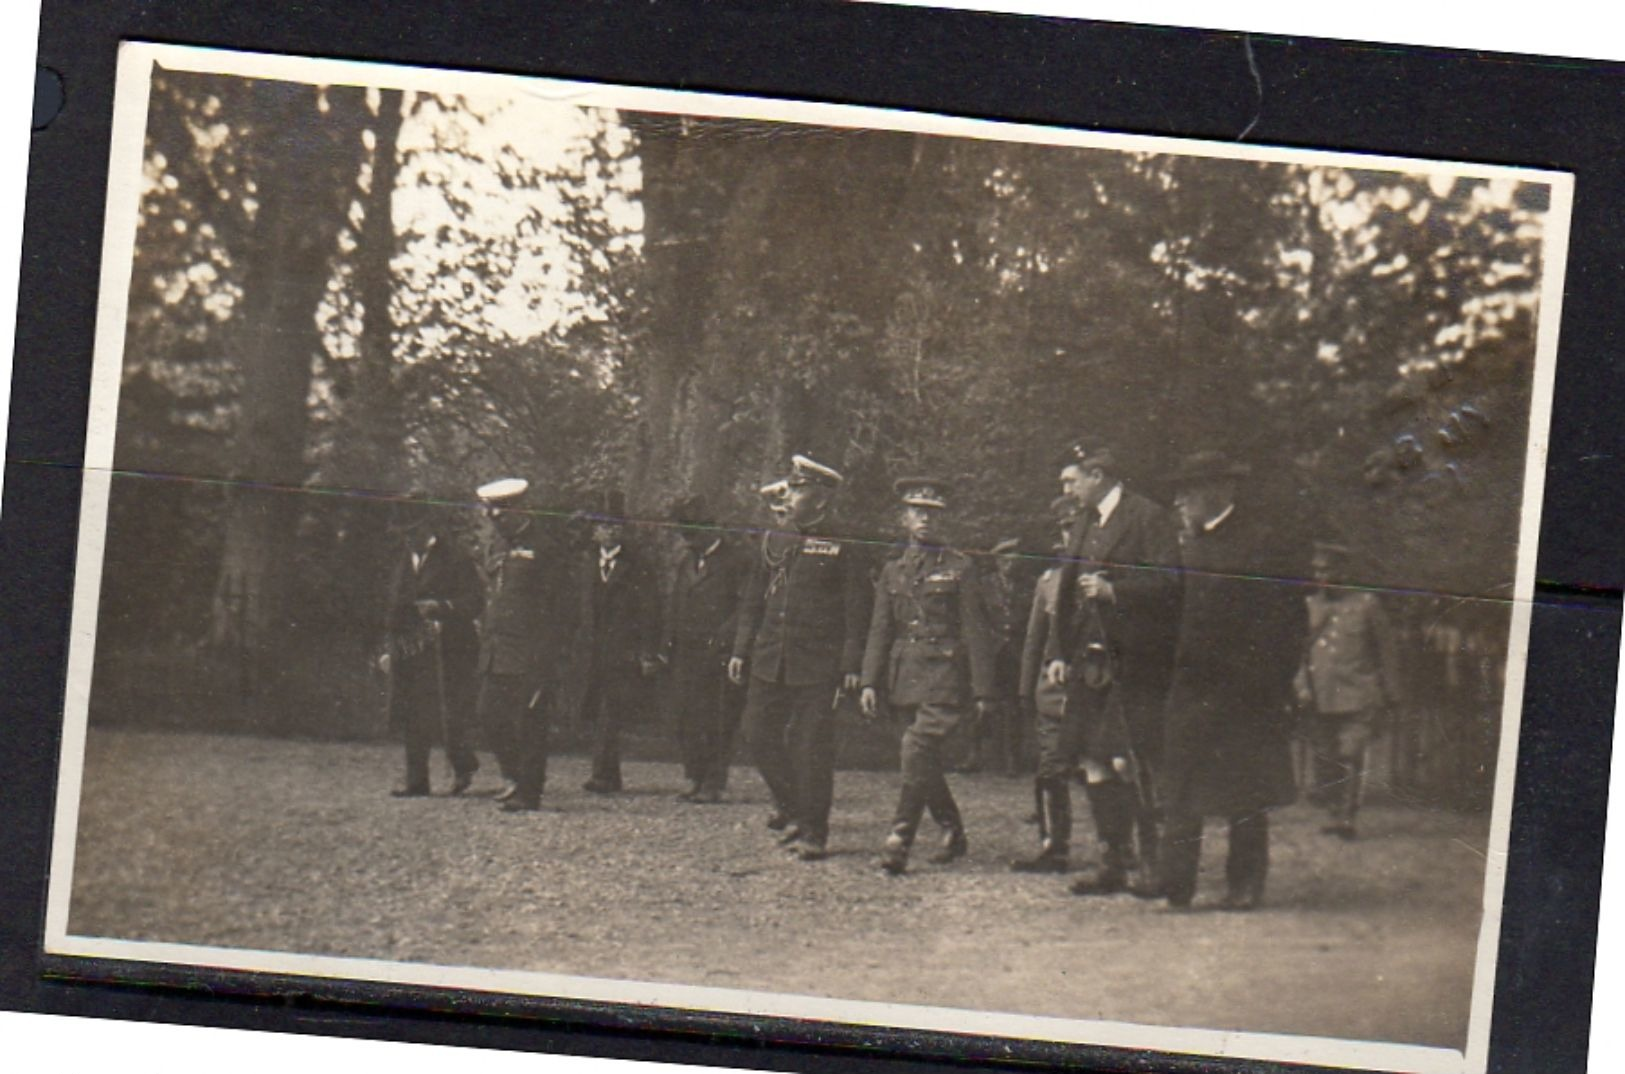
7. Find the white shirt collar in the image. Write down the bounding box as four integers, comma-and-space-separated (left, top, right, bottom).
1202, 503, 1236, 533
1097, 483, 1123, 526
701, 538, 723, 559
599, 544, 622, 562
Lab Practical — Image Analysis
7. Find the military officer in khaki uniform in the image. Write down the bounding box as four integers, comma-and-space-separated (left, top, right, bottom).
861, 478, 996, 875
1294, 540, 1404, 839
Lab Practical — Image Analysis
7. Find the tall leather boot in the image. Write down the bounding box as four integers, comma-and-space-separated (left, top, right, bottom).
924, 775, 968, 865
1222, 812, 1269, 911
1070, 779, 1135, 895
1010, 779, 1070, 873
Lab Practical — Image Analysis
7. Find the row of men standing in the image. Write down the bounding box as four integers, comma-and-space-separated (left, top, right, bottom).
380, 439, 1391, 910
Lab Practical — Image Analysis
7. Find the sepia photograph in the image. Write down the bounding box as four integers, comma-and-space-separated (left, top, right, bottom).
43, 40, 1573, 1074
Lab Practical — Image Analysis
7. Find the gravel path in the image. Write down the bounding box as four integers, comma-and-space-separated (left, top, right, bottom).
67, 727, 1490, 1049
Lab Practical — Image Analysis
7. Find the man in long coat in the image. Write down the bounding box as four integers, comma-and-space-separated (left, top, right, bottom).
661, 494, 750, 803
378, 493, 483, 797
860, 478, 996, 875
475, 477, 560, 812
1160, 450, 1305, 910
729, 454, 871, 861
577, 489, 660, 794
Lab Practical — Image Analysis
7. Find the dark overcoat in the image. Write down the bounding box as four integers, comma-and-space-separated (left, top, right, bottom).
478, 526, 557, 681
1161, 505, 1304, 817
733, 529, 871, 687
861, 546, 996, 708
1048, 487, 1183, 756
384, 534, 483, 726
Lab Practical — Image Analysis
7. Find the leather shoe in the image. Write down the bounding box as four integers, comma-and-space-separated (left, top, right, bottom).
879, 834, 909, 875
1009, 850, 1068, 874
795, 841, 829, 861
691, 788, 722, 804
493, 780, 519, 802
501, 797, 540, 813
390, 786, 430, 798
926, 829, 967, 866
776, 825, 805, 847
582, 779, 621, 794
766, 811, 791, 831
449, 771, 474, 797
1321, 822, 1357, 841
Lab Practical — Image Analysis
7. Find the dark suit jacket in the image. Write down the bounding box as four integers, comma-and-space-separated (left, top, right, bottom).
1161, 504, 1304, 817
1048, 486, 1182, 697
577, 542, 659, 683
478, 528, 557, 680
663, 537, 749, 658
733, 528, 871, 687
384, 534, 483, 668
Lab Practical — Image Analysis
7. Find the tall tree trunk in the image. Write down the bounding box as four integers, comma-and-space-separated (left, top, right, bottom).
209, 81, 369, 702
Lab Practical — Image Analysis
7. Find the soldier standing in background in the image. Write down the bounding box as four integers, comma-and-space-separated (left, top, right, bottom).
378, 491, 484, 798
861, 478, 996, 875
576, 490, 660, 795
474, 477, 557, 812
661, 494, 750, 804
729, 455, 871, 862
1017, 496, 1082, 833
962, 535, 1024, 775
1160, 450, 1305, 911
1294, 540, 1405, 840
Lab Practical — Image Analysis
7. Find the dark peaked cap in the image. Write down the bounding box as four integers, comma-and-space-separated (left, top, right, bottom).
788, 454, 843, 487
893, 477, 950, 510
1058, 436, 1117, 472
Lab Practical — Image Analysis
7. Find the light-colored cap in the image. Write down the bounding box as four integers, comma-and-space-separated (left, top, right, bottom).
476, 477, 530, 503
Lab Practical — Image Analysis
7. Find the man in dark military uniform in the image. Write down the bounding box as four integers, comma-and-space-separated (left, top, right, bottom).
1294, 540, 1405, 840
378, 491, 484, 797
1014, 438, 1182, 896
576, 489, 660, 794
475, 477, 559, 813
661, 493, 749, 803
729, 454, 870, 861
1161, 450, 1305, 910
860, 478, 996, 875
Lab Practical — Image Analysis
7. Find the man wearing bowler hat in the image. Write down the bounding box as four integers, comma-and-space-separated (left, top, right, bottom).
1160, 449, 1305, 910
661, 493, 750, 803
576, 489, 660, 794
729, 454, 871, 861
861, 477, 996, 875
1013, 437, 1181, 900
377, 488, 484, 798
475, 477, 558, 812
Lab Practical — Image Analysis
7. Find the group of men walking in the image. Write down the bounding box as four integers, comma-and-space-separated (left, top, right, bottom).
378, 437, 1403, 911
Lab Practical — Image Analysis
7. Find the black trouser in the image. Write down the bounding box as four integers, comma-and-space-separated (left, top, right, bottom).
396, 649, 477, 791
1161, 810, 1269, 904
672, 643, 745, 793
479, 672, 547, 802
744, 676, 837, 846
580, 672, 628, 790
